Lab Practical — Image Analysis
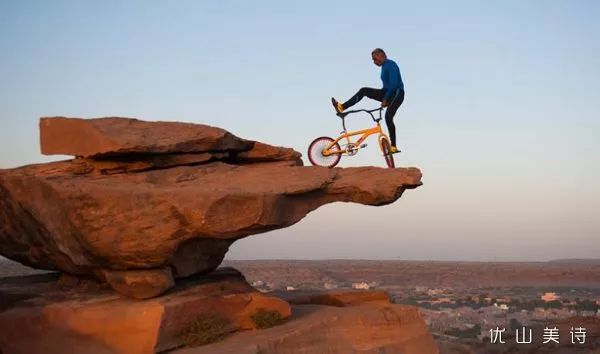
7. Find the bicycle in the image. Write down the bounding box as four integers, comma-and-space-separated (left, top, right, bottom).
308, 107, 395, 168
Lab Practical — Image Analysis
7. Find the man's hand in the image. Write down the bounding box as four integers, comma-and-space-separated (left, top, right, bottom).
381, 100, 389, 107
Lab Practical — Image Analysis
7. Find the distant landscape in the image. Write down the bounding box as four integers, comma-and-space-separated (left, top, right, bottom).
3, 256, 598, 353
549, 259, 600, 265
225, 259, 600, 353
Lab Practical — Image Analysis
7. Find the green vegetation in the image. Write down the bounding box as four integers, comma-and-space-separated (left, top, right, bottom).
182, 313, 232, 347
575, 299, 599, 312
251, 308, 286, 329
545, 300, 562, 309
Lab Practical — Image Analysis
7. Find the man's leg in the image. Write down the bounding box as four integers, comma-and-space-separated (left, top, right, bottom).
342, 87, 384, 110
384, 90, 405, 148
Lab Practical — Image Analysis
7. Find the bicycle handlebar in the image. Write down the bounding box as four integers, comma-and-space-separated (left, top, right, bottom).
336, 107, 383, 122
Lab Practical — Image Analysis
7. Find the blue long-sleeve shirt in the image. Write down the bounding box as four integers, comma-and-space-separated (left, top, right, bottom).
381, 59, 404, 101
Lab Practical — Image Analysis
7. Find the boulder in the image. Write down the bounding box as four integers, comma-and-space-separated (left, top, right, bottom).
39, 117, 253, 158
0, 268, 291, 354
173, 303, 439, 354
95, 267, 175, 299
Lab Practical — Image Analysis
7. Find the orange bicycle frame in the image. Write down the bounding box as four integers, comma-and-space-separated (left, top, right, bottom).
322, 123, 385, 156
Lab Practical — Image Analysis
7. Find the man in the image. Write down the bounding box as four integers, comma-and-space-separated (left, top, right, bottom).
331, 48, 404, 153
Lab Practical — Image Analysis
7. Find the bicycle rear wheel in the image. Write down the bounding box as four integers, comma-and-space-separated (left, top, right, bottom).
379, 136, 395, 168
308, 136, 342, 168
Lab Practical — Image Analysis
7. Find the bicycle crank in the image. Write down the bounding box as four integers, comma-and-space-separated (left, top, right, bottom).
346, 143, 358, 156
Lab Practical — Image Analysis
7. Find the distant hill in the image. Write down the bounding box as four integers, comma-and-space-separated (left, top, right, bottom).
548, 258, 600, 265
0, 256, 50, 278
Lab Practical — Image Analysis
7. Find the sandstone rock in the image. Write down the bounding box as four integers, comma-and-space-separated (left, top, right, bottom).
173, 303, 439, 354
0, 268, 291, 354
96, 267, 175, 299
39, 117, 253, 158
0, 117, 422, 297
70, 152, 228, 175
0, 162, 421, 296
233, 141, 303, 165
57, 272, 107, 291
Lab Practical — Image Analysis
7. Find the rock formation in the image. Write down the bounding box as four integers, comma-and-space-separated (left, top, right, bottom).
0, 269, 438, 354
0, 117, 422, 298
0, 268, 292, 354
173, 289, 439, 354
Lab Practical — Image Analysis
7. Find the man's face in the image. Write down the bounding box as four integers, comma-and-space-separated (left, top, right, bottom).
372, 52, 386, 66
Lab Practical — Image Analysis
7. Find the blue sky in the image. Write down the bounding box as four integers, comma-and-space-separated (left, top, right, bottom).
1, 1, 598, 261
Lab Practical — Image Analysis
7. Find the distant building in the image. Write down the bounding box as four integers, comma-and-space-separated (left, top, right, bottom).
324, 282, 337, 290
492, 303, 509, 310
251, 280, 271, 292
352, 282, 370, 290
427, 288, 443, 296
541, 292, 559, 302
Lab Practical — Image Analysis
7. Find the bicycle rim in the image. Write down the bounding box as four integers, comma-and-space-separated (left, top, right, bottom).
308, 137, 341, 168
380, 137, 395, 168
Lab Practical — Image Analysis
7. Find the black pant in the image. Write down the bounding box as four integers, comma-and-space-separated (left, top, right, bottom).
342, 87, 404, 147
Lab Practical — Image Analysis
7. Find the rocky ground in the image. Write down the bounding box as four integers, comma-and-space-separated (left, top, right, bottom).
0, 117, 430, 354
0, 260, 438, 354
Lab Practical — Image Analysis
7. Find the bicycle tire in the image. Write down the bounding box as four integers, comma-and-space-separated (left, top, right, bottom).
308, 136, 342, 168
379, 136, 395, 168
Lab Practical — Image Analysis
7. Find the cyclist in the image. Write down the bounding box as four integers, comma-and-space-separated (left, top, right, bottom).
331, 48, 404, 153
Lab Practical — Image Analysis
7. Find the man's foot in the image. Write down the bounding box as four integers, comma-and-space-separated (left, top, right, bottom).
331, 97, 344, 114
390, 146, 401, 154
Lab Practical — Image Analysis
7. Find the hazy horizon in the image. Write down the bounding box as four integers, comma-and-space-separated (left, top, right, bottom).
1, 1, 598, 262
3, 255, 600, 265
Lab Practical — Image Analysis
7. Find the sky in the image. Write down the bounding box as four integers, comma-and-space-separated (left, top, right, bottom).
1, 1, 599, 261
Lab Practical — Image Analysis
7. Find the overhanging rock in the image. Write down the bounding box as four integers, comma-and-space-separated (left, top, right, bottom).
0, 117, 422, 298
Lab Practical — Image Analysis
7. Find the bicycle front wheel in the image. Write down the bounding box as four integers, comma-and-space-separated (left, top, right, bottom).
308, 136, 342, 168
379, 136, 395, 168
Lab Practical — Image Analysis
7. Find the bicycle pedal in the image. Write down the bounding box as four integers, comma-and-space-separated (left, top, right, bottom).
359, 144, 368, 148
